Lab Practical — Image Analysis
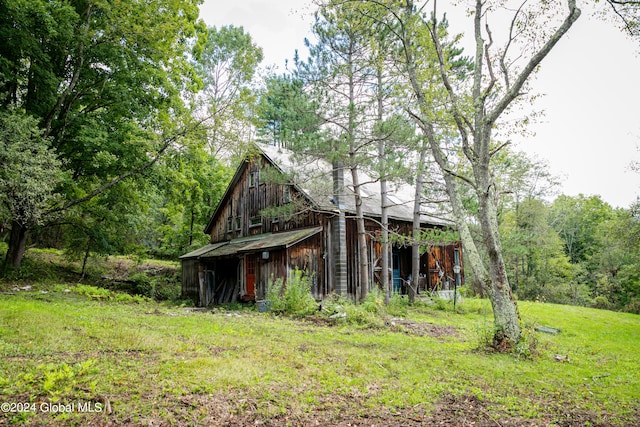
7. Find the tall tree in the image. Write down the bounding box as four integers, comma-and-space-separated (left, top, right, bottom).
0, 109, 63, 268
358, 0, 581, 346
0, 0, 205, 269
297, 3, 381, 300
194, 25, 264, 159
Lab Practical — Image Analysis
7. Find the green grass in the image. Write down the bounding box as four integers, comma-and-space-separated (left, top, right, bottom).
0, 283, 638, 425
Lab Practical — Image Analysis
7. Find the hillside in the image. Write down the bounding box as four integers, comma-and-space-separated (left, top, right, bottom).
0, 252, 639, 426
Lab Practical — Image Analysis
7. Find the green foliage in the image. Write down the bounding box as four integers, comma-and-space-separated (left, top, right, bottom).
0, 109, 64, 227
256, 74, 323, 148
0, 0, 206, 267
195, 25, 263, 158
549, 194, 614, 264
319, 292, 385, 328
497, 191, 640, 312
144, 143, 231, 259
15, 360, 99, 402
129, 272, 181, 301
265, 269, 318, 317
72, 284, 149, 304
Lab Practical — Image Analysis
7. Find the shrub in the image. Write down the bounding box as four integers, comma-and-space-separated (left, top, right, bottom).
129, 272, 180, 301
591, 295, 612, 310
623, 298, 640, 314
72, 284, 149, 304
265, 269, 318, 317
319, 292, 385, 328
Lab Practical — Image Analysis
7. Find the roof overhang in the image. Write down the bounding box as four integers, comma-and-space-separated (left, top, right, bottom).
180, 227, 322, 261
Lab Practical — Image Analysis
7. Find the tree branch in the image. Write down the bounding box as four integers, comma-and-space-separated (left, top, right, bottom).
486, 0, 581, 127
44, 121, 201, 216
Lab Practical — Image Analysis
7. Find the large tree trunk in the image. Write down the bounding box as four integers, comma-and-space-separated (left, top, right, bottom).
398, 0, 579, 347
380, 174, 391, 304
4, 221, 29, 269
332, 161, 348, 296
350, 165, 370, 302
410, 146, 428, 303
476, 182, 521, 346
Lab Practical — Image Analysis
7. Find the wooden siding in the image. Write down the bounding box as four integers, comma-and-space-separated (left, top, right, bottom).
207, 155, 324, 244
182, 150, 465, 306
181, 259, 200, 303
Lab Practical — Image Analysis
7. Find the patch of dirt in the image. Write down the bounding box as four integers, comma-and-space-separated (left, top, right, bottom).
17, 391, 631, 427
301, 316, 458, 339
386, 317, 458, 338
5, 387, 640, 427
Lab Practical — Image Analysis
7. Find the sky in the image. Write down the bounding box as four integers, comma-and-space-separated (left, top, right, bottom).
199, 0, 640, 208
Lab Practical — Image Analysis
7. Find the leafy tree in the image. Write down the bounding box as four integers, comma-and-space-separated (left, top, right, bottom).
295, 2, 382, 300
500, 198, 579, 304
0, 109, 63, 268
549, 195, 614, 265
146, 141, 231, 258
355, 0, 581, 347
0, 0, 205, 269
598, 0, 640, 39
256, 74, 323, 149
194, 25, 264, 159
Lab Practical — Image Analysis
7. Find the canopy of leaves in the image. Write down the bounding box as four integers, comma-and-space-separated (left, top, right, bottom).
0, 109, 63, 227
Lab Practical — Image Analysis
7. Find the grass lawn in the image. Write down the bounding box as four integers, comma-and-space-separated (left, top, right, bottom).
0, 277, 638, 425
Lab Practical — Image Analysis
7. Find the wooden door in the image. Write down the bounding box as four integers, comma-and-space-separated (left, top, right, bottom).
245, 255, 256, 298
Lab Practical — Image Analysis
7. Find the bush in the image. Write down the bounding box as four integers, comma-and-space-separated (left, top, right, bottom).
591, 295, 612, 310
129, 272, 180, 301
623, 298, 640, 314
72, 284, 149, 304
266, 269, 318, 317
319, 291, 385, 328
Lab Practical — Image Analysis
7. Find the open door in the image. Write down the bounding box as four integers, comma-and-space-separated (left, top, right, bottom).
392, 253, 401, 294
245, 254, 257, 300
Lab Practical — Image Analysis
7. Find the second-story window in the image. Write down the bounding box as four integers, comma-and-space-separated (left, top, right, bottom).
283, 185, 291, 203
249, 171, 259, 188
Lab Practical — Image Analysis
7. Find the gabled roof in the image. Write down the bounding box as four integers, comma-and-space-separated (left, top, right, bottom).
203, 143, 452, 235
258, 143, 452, 226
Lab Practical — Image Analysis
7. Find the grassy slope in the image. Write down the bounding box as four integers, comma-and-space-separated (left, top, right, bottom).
0, 283, 638, 426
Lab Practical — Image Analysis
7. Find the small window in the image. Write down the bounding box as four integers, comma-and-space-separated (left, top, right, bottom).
250, 216, 262, 228
227, 217, 233, 232
249, 171, 259, 188
235, 217, 242, 231
283, 185, 291, 203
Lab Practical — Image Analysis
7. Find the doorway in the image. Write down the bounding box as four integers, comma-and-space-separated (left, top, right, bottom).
392, 253, 401, 293
245, 254, 257, 299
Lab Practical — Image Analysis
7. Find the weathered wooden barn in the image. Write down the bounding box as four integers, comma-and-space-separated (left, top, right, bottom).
180, 143, 463, 305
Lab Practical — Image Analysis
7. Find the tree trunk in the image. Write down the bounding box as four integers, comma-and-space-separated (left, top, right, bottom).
476, 184, 521, 347
4, 221, 28, 269
410, 146, 428, 303
375, 66, 391, 305
350, 165, 370, 302
332, 161, 348, 296
380, 174, 391, 304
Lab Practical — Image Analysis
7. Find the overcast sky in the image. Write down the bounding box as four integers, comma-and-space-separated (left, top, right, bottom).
199, 0, 640, 208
